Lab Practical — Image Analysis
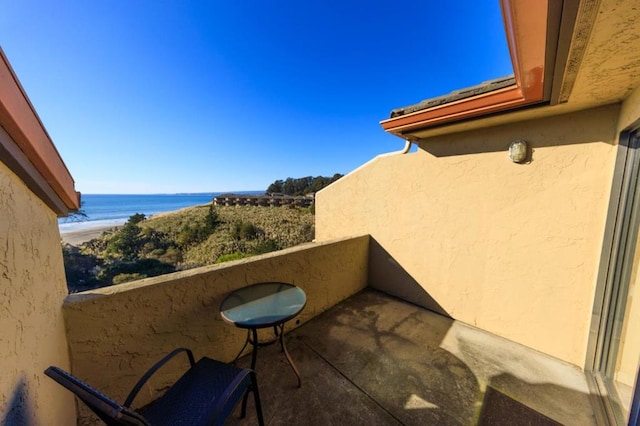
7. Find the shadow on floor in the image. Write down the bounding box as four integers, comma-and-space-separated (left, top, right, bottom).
478, 387, 561, 426
228, 289, 601, 425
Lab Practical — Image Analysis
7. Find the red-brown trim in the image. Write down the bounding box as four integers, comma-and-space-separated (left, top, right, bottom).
380, 0, 550, 136
0, 48, 80, 214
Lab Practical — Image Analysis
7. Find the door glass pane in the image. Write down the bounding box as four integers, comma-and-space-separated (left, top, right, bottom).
603, 130, 640, 423
613, 223, 640, 416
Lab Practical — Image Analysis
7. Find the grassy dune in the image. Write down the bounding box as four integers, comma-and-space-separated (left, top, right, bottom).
144, 204, 315, 267
64, 204, 315, 291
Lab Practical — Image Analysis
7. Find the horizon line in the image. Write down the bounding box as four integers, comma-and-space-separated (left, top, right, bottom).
80, 190, 266, 196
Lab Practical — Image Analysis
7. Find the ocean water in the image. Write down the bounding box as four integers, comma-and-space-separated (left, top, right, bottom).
58, 192, 263, 232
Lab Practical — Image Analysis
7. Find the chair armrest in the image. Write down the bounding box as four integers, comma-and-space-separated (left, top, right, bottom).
124, 348, 196, 408
210, 368, 255, 421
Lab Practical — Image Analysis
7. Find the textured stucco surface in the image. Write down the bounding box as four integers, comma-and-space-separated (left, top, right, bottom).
63, 235, 368, 424
0, 161, 75, 424
568, 0, 640, 108
619, 84, 640, 132
317, 105, 620, 366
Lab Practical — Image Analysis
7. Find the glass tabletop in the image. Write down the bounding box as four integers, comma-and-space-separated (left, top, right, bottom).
220, 282, 307, 328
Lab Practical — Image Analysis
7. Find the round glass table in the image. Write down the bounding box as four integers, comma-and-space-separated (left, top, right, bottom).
220, 282, 307, 387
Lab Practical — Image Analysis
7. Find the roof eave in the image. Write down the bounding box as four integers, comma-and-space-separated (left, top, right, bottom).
0, 47, 80, 216
381, 0, 555, 139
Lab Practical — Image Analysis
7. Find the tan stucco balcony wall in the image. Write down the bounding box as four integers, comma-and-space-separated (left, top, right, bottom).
0, 159, 75, 424
316, 104, 622, 367
63, 235, 368, 422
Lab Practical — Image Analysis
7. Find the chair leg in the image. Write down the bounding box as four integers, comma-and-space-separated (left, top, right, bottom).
240, 390, 249, 419
251, 371, 265, 426
242, 328, 260, 418
239, 375, 264, 425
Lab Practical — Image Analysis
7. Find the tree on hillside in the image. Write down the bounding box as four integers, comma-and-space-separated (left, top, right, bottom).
107, 213, 145, 260
267, 180, 284, 194
205, 204, 220, 231
176, 204, 220, 247
266, 174, 343, 196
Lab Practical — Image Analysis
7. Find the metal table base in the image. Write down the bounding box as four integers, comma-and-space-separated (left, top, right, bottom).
232, 324, 301, 388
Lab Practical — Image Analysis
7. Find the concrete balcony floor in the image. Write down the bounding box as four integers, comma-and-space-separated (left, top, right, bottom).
228, 289, 599, 425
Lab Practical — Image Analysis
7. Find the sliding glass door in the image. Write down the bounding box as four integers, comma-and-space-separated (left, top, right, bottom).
592, 129, 640, 425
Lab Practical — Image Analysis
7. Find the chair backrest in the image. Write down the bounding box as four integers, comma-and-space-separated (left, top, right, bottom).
45, 366, 149, 426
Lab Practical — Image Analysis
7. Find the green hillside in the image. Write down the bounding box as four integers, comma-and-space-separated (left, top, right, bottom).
63, 204, 314, 293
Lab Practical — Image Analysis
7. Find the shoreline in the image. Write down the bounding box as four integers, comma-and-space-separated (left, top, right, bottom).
58, 204, 208, 246
60, 225, 121, 246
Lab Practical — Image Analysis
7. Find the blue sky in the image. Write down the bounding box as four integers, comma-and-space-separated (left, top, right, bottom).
1, 1, 512, 194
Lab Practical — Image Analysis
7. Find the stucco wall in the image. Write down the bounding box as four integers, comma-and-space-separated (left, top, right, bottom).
316, 104, 620, 366
618, 84, 640, 132
0, 161, 75, 424
63, 235, 368, 424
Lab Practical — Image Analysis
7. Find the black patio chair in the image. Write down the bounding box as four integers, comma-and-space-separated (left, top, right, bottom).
44, 347, 264, 425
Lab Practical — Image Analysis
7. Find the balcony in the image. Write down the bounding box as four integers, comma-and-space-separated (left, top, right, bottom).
62, 235, 599, 425
225, 289, 597, 425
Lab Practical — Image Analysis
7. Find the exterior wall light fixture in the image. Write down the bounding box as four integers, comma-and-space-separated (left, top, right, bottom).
508, 139, 528, 163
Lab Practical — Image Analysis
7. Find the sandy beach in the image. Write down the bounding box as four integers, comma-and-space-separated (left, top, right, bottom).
60, 225, 119, 246
58, 204, 208, 246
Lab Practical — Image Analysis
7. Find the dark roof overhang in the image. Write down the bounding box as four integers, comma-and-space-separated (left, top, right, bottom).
389, 76, 517, 119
